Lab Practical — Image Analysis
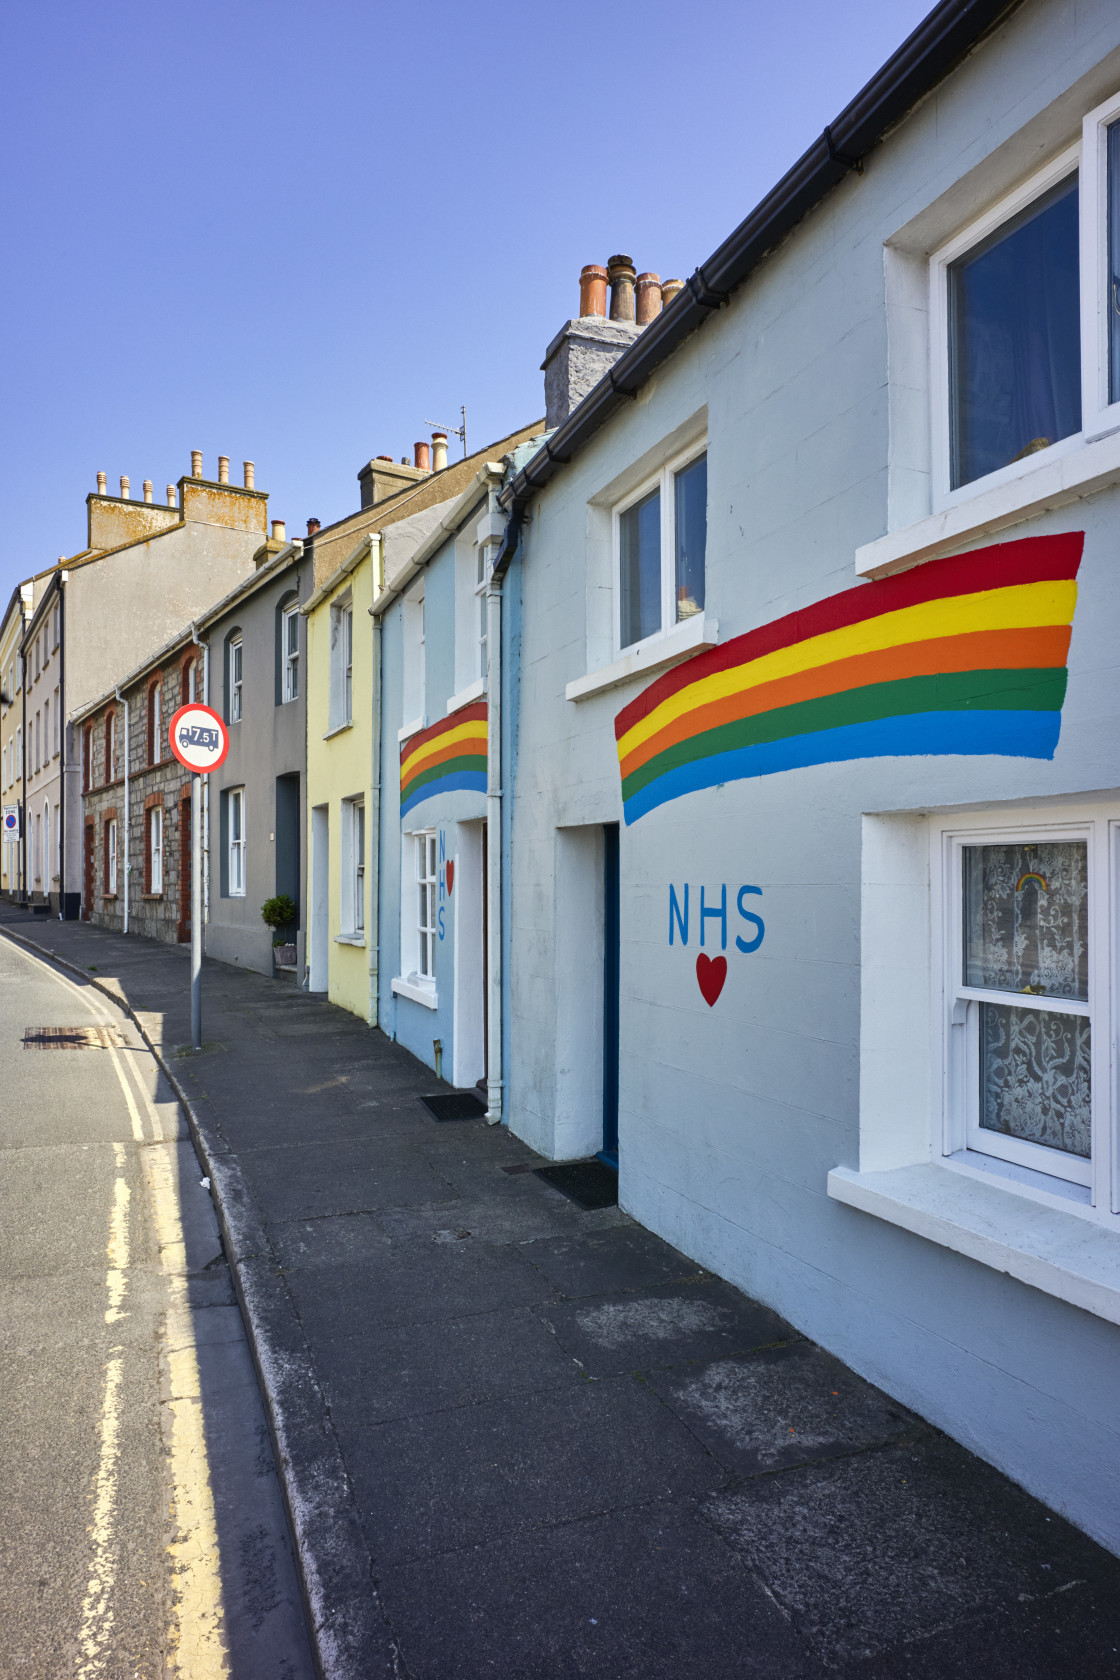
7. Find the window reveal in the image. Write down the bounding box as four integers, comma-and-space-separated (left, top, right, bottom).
417, 832, 437, 978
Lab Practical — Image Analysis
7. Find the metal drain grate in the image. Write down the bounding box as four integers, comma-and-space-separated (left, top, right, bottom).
534, 1159, 619, 1210
419, 1091, 487, 1122
22, 1025, 127, 1050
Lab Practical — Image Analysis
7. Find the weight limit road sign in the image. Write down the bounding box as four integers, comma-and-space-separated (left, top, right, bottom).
168, 704, 229, 774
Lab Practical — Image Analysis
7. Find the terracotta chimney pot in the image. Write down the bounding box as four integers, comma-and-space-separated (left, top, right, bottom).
660, 278, 685, 308
191, 450, 203, 478
120, 475, 130, 499
243, 461, 255, 490
607, 254, 637, 322
271, 519, 286, 543
414, 441, 431, 471
306, 518, 321, 536
579, 264, 609, 319
432, 432, 448, 472
376, 454, 393, 462
635, 272, 662, 325
142, 479, 154, 503
166, 484, 176, 506
217, 455, 230, 484
96, 471, 107, 494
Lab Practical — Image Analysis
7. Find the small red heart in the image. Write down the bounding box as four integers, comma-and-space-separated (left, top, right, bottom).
696, 953, 727, 1007
445, 860, 454, 896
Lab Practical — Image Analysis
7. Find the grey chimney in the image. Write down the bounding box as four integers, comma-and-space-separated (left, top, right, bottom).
542, 258, 647, 429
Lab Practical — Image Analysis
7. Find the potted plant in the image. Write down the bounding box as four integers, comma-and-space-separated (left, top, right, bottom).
261, 894, 298, 968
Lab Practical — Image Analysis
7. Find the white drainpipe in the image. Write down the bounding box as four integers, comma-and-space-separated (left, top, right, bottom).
485, 502, 503, 1124
115, 687, 129, 933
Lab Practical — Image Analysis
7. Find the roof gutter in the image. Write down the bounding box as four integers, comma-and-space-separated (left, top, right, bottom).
499, 0, 1021, 523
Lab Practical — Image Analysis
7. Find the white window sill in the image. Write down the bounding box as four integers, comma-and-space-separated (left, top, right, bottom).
391, 975, 438, 1009
323, 720, 353, 740
398, 716, 426, 744
827, 1161, 1120, 1327
334, 932, 366, 946
566, 614, 718, 703
446, 678, 486, 716
855, 425, 1120, 579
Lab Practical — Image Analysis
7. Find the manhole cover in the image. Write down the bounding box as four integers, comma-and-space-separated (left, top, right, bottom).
534, 1160, 619, 1209
22, 1025, 127, 1050
419, 1092, 487, 1122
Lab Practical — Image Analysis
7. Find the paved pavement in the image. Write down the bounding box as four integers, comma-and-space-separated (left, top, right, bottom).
0, 926, 314, 1678
4, 902, 1120, 1678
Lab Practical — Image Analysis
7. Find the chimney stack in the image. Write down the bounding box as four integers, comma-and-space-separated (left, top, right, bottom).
271, 519, 286, 543
166, 484, 176, 506
635, 272, 662, 324
307, 518, 321, 536
607, 254, 637, 322
191, 450, 203, 478
143, 479, 154, 503
414, 441, 431, 472
218, 455, 230, 484
579, 264, 609, 319
120, 475, 131, 499
96, 471, 107, 494
432, 432, 448, 472
243, 461, 255, 490
660, 278, 684, 308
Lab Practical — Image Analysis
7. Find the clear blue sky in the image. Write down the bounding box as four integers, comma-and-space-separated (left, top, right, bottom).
0, 0, 932, 600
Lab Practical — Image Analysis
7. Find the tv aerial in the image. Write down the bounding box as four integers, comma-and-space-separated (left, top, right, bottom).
424, 406, 467, 459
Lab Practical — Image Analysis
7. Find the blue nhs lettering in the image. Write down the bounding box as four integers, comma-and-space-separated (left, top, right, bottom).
668, 883, 765, 953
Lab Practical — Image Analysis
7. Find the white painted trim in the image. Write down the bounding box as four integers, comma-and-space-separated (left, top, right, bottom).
855, 423, 1120, 577
610, 440, 708, 660
391, 975, 438, 1009
334, 933, 366, 947
566, 614, 718, 703
398, 716, 426, 744
446, 678, 486, 716
827, 1162, 1120, 1327
1081, 89, 1120, 441
322, 720, 354, 741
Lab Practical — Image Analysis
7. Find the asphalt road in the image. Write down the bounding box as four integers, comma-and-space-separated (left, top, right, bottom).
0, 932, 314, 1679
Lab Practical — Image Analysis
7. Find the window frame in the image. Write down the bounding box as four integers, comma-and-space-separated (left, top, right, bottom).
1079, 87, 1120, 443
228, 786, 246, 897
147, 676, 162, 765
149, 805, 163, 895
229, 635, 243, 724
282, 602, 300, 703
475, 545, 488, 682
105, 817, 117, 896
932, 804, 1120, 1225
611, 442, 708, 658
340, 796, 365, 937
415, 828, 437, 980
328, 594, 353, 730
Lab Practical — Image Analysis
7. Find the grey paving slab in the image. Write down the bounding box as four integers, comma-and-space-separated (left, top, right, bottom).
236, 1136, 460, 1221
284, 1237, 558, 1339
517, 1224, 705, 1297
382, 1497, 814, 1680
314, 1302, 583, 1424
649, 1341, 921, 1477
704, 1435, 1114, 1668
540, 1276, 798, 1376
346, 1375, 727, 1565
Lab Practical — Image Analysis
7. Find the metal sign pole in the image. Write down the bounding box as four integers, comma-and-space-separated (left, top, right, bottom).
191, 770, 202, 1050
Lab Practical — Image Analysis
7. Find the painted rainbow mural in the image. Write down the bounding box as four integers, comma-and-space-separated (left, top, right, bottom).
400, 701, 487, 819
614, 533, 1083, 826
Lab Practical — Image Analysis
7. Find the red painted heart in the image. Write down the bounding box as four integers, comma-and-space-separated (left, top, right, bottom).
445, 860, 454, 896
696, 953, 727, 1007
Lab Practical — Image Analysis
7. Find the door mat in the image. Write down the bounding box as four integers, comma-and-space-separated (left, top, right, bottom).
420, 1092, 487, 1122
534, 1159, 619, 1209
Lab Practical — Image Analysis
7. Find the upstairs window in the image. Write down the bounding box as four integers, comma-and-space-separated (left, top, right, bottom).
181, 656, 198, 706
329, 596, 353, 729
229, 635, 243, 723
616, 448, 707, 654
475, 546, 488, 680
83, 726, 92, 792
147, 678, 162, 765
282, 603, 299, 702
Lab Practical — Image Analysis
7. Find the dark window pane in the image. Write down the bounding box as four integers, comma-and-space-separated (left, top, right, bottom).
963, 841, 1087, 1001
980, 1001, 1090, 1158
949, 177, 1081, 488
674, 454, 707, 622
1109, 119, 1120, 404
619, 488, 661, 648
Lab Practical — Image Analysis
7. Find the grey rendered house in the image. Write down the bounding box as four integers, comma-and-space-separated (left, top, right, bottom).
493, 0, 1120, 1555
74, 525, 308, 976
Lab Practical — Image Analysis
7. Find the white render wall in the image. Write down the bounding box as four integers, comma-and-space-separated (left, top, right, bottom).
507, 0, 1120, 1553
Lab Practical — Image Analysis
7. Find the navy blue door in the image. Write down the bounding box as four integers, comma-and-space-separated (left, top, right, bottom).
601, 823, 620, 1166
